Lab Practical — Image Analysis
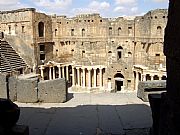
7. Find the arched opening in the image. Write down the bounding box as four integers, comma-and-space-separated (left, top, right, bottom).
128, 27, 132, 36
161, 75, 167, 80
128, 52, 132, 57
157, 26, 162, 35
82, 28, 85, 37
82, 50, 85, 57
153, 75, 159, 80
146, 74, 151, 81
38, 22, 44, 37
71, 29, 74, 36
118, 27, 121, 36
117, 46, 123, 60
108, 51, 112, 56
15, 24, 17, 34
114, 73, 124, 91
55, 29, 57, 36
109, 27, 112, 35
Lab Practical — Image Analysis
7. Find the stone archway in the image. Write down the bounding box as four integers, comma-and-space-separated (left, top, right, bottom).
114, 73, 124, 91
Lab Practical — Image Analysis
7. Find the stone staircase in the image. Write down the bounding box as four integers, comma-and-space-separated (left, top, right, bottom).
0, 40, 27, 73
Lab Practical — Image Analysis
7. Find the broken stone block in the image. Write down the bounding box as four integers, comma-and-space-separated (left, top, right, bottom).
137, 80, 166, 102
8, 76, 18, 101
0, 74, 7, 99
17, 78, 38, 103
38, 78, 67, 103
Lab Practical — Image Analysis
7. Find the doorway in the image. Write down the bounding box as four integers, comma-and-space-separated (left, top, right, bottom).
114, 73, 124, 91
115, 80, 123, 91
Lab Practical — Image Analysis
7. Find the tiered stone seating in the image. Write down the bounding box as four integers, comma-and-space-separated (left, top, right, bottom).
0, 40, 27, 73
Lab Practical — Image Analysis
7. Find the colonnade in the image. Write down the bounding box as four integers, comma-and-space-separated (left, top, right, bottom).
134, 70, 167, 90
39, 64, 70, 81
39, 64, 106, 89
72, 66, 105, 89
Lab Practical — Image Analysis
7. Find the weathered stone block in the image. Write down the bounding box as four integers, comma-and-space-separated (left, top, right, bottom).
137, 80, 166, 102
17, 78, 38, 103
0, 74, 7, 98
8, 76, 18, 101
38, 78, 67, 103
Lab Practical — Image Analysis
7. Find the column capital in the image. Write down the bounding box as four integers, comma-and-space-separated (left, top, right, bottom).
57, 64, 61, 68
87, 67, 92, 71
40, 65, 45, 70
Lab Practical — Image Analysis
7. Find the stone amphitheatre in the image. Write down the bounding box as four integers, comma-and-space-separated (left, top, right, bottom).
0, 8, 167, 101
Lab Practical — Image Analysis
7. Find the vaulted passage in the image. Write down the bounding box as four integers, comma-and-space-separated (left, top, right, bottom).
114, 73, 124, 91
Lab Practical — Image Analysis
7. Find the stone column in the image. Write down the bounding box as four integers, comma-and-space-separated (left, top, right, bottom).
66, 66, 69, 81
142, 74, 146, 81
53, 66, 55, 79
88, 68, 91, 88
62, 66, 65, 78
82, 68, 86, 88
135, 71, 139, 90
72, 66, 75, 86
99, 68, 103, 88
150, 75, 153, 81
49, 66, 52, 80
94, 68, 97, 88
77, 67, 80, 86
58, 65, 61, 78
40, 66, 44, 80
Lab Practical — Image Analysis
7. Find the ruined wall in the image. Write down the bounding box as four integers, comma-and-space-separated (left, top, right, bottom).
0, 74, 7, 98
0, 8, 36, 68
38, 78, 67, 103
0, 8, 168, 91
0, 8, 54, 69
49, 9, 167, 90
17, 78, 39, 102
134, 9, 167, 69
0, 74, 67, 103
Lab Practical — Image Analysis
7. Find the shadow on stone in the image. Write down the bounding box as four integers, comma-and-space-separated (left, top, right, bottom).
17, 104, 152, 135
66, 93, 74, 101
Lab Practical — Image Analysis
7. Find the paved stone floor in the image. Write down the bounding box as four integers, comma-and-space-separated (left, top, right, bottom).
16, 92, 152, 135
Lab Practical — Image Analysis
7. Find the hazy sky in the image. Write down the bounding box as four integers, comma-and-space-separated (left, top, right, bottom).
0, 0, 169, 17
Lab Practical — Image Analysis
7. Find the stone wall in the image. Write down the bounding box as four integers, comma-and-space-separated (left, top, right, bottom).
0, 74, 7, 98
137, 80, 166, 101
0, 8, 168, 91
0, 74, 67, 103
8, 76, 18, 101
17, 78, 39, 103
38, 78, 67, 103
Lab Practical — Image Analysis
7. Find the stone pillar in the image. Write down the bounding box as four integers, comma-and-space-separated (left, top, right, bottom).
99, 68, 103, 88
77, 67, 80, 86
58, 65, 61, 78
72, 66, 75, 86
49, 66, 52, 80
88, 68, 91, 88
135, 71, 139, 90
53, 66, 55, 79
62, 66, 65, 78
142, 74, 146, 81
150, 75, 153, 81
66, 66, 69, 81
82, 68, 86, 88
94, 68, 97, 88
40, 66, 44, 80
108, 80, 112, 90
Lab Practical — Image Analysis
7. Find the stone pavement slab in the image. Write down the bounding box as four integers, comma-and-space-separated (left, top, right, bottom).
16, 92, 152, 135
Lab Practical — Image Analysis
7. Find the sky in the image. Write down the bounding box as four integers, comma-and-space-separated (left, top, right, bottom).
0, 0, 169, 18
